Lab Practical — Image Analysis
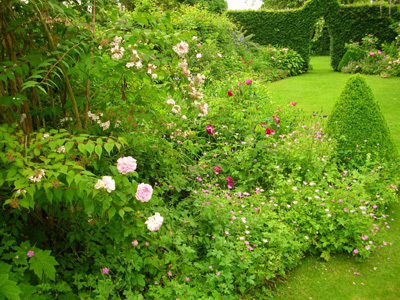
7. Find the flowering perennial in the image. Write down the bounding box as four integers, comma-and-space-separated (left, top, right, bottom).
117, 156, 137, 174
145, 212, 164, 232
94, 176, 116, 193
136, 183, 153, 202
206, 124, 215, 135
173, 41, 189, 57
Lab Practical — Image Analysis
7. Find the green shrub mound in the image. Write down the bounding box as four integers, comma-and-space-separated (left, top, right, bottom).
337, 48, 365, 71
326, 74, 397, 165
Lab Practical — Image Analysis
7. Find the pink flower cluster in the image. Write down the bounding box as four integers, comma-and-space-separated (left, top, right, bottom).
94, 176, 116, 193
136, 183, 153, 202
117, 156, 137, 174
145, 212, 164, 232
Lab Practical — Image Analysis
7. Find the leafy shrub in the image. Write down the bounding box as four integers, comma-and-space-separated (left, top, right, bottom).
326, 74, 397, 166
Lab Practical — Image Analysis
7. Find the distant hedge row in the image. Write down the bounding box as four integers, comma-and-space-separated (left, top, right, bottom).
227, 0, 400, 70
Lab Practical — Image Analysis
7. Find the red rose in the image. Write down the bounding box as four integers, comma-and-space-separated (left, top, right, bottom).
265, 128, 275, 136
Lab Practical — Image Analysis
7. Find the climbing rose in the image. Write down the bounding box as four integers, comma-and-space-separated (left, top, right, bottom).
226, 176, 234, 189
117, 156, 137, 174
102, 268, 109, 274
265, 128, 275, 136
145, 212, 164, 232
136, 183, 153, 202
94, 176, 115, 193
27, 251, 34, 258
213, 165, 222, 174
245, 79, 252, 85
227, 89, 233, 97
206, 124, 215, 135
132, 240, 139, 247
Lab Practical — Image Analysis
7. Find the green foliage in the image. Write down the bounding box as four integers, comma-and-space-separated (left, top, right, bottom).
227, 0, 400, 70
326, 74, 397, 166
177, 0, 228, 13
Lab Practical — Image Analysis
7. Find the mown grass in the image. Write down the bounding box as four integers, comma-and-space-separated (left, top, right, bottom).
267, 56, 400, 300
267, 56, 400, 150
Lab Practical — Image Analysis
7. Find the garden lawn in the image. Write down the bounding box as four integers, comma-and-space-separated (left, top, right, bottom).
267, 56, 400, 150
268, 56, 400, 299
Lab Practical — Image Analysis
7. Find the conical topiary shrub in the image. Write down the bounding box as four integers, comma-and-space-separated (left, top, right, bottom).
326, 74, 397, 166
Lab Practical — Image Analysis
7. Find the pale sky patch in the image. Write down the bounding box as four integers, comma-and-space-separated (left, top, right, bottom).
227, 0, 263, 10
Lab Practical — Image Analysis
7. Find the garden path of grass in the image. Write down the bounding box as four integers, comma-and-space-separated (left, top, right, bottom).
267, 56, 400, 300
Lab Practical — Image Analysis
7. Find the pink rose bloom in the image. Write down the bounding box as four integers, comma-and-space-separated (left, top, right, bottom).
27, 251, 34, 258
245, 79, 252, 85
132, 240, 139, 247
369, 51, 375, 56
228, 89, 233, 97
145, 212, 164, 232
102, 268, 109, 274
353, 249, 358, 254
94, 176, 115, 193
290, 101, 297, 106
117, 156, 137, 174
217, 53, 222, 58
206, 124, 215, 135
136, 183, 153, 202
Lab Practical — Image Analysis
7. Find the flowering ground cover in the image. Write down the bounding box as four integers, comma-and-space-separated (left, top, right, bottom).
268, 56, 400, 299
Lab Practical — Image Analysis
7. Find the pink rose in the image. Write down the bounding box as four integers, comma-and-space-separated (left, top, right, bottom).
132, 240, 139, 247
206, 124, 215, 135
117, 156, 137, 174
228, 89, 233, 97
290, 101, 297, 106
245, 79, 252, 85
136, 183, 153, 202
145, 212, 164, 232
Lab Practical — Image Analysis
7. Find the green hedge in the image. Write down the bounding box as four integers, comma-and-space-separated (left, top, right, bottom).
227, 0, 400, 70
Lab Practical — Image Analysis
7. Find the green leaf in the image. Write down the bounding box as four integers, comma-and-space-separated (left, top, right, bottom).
0, 274, 22, 300
77, 144, 87, 156
64, 142, 74, 153
95, 145, 102, 159
104, 143, 114, 155
118, 209, 125, 220
29, 250, 59, 281
85, 143, 95, 155
108, 206, 116, 221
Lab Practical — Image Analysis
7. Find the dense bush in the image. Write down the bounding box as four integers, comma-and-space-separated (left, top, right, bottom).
326, 74, 397, 166
340, 31, 400, 77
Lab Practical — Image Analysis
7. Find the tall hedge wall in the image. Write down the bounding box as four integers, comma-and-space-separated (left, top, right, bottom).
227, 0, 400, 70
